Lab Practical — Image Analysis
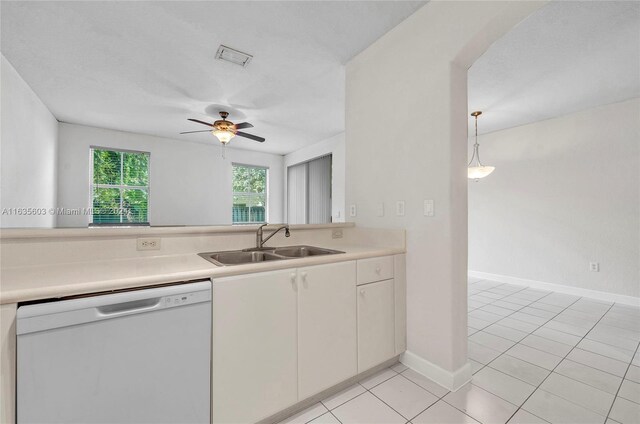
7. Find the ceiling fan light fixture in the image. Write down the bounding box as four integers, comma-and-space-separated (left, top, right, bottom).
181, 112, 265, 144
213, 128, 235, 144
468, 111, 495, 181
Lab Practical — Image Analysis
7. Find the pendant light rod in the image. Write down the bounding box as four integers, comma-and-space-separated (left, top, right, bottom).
468, 111, 483, 167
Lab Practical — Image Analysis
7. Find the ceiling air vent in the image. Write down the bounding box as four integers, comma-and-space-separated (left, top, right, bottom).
215, 45, 252, 67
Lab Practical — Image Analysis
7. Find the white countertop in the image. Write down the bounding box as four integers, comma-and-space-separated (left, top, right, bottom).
0, 245, 404, 304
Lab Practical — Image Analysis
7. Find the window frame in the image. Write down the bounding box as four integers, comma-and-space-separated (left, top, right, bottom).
89, 146, 151, 226
231, 163, 269, 225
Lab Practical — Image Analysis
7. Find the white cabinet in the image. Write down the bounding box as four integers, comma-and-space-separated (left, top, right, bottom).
394, 254, 407, 354
212, 269, 298, 424
357, 279, 395, 372
211, 255, 404, 423
1, 304, 16, 424
298, 262, 357, 398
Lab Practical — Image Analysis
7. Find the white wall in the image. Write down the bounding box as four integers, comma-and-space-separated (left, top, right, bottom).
469, 98, 640, 298
1, 54, 58, 228
284, 132, 345, 223
57, 123, 284, 227
345, 1, 545, 387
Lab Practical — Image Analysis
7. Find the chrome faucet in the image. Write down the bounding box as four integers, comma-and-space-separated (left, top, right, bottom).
256, 223, 290, 249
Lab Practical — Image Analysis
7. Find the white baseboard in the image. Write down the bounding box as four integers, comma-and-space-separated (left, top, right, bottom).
469, 271, 640, 307
400, 350, 472, 392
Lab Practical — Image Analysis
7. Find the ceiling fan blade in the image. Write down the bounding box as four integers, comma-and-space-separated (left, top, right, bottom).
188, 118, 214, 127
235, 122, 254, 130
180, 130, 212, 134
236, 131, 265, 143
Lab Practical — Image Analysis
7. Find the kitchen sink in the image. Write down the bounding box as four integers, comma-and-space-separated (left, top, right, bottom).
272, 245, 344, 258
199, 245, 344, 266
199, 251, 283, 266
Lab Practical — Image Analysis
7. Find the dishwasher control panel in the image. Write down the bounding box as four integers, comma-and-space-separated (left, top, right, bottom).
162, 289, 210, 307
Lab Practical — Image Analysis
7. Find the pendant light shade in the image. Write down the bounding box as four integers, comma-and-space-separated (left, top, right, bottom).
467, 165, 495, 179
468, 111, 495, 180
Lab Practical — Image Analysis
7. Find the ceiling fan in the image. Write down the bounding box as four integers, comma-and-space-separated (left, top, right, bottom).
180, 111, 265, 144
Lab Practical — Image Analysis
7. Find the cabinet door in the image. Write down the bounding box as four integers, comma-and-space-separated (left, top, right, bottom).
394, 254, 407, 354
1, 304, 16, 424
357, 279, 395, 372
298, 261, 357, 399
212, 270, 297, 424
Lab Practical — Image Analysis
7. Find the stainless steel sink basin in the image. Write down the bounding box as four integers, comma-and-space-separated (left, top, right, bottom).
272, 245, 344, 258
199, 245, 344, 266
199, 251, 283, 266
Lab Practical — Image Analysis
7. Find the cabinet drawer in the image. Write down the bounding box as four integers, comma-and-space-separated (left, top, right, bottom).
357, 256, 394, 285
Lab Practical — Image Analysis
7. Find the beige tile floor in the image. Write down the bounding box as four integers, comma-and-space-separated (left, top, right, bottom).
279, 278, 640, 424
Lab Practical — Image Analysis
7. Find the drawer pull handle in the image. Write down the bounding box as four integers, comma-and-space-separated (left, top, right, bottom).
290, 273, 297, 289
360, 289, 366, 296
375, 266, 381, 274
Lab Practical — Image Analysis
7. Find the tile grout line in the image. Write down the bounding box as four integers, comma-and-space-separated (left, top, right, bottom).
469, 287, 567, 378
395, 368, 481, 424
472, 286, 632, 363
468, 281, 638, 423
328, 410, 342, 424
458, 291, 583, 422
318, 366, 403, 420
604, 339, 640, 422
471, 288, 638, 401
366, 367, 452, 422
504, 299, 618, 423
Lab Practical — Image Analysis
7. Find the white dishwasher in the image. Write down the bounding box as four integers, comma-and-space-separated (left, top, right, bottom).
16, 280, 211, 424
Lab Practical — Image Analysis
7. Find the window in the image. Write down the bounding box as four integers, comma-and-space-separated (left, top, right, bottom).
91, 147, 149, 225
232, 164, 267, 224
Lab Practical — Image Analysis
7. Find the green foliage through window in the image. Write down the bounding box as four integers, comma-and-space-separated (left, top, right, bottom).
232, 165, 267, 224
92, 148, 149, 224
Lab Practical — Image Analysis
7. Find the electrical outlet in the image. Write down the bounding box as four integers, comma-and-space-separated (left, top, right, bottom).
137, 238, 161, 251
349, 204, 357, 217
332, 229, 343, 239
589, 262, 599, 272
424, 199, 434, 217
396, 201, 405, 216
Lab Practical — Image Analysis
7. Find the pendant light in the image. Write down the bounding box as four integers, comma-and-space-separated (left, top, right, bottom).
468, 111, 495, 180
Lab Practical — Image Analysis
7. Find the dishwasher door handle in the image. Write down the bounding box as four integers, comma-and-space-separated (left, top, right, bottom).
96, 297, 162, 316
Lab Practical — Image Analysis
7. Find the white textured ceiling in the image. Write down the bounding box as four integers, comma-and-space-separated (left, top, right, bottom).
469, 0, 640, 135
1, 1, 426, 155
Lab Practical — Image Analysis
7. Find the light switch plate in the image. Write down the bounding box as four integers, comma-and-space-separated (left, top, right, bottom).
349, 204, 357, 217
424, 199, 434, 217
396, 201, 405, 216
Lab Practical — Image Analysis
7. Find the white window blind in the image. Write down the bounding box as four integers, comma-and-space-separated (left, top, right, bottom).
287, 162, 307, 225
287, 155, 332, 225
308, 155, 332, 224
